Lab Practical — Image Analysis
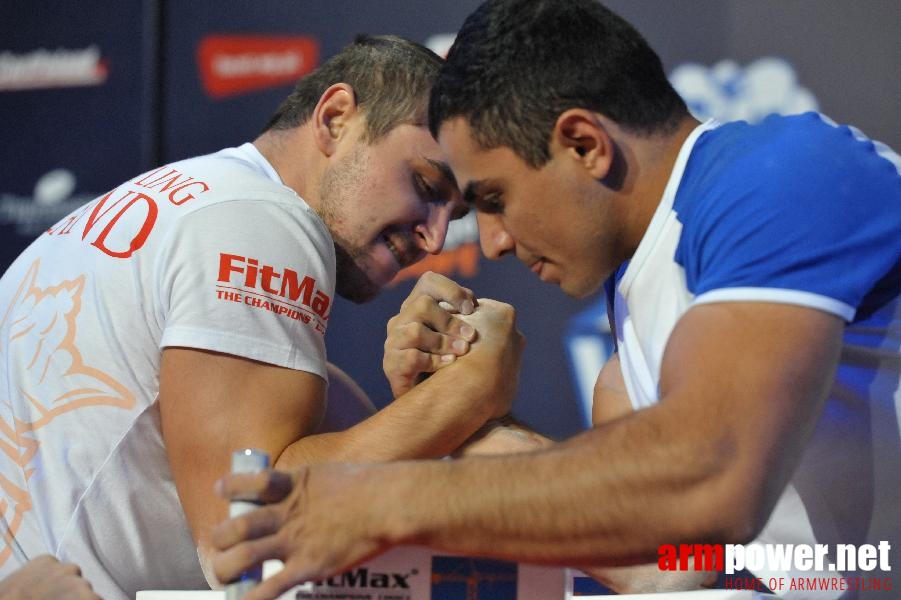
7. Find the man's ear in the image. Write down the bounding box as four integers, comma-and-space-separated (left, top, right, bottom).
551, 109, 614, 180
312, 83, 357, 156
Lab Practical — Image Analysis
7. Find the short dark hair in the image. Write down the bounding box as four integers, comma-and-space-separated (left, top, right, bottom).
429, 0, 689, 167
264, 34, 442, 142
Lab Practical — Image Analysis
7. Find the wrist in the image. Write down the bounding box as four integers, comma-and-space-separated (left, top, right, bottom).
369, 461, 433, 547
427, 361, 502, 424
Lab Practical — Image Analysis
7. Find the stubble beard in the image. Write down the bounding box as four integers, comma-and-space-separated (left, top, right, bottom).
317, 146, 381, 304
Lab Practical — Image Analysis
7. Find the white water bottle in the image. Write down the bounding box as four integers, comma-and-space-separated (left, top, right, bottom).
226, 448, 270, 600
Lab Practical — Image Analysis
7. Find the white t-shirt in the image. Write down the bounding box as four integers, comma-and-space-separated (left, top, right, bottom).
0, 143, 335, 599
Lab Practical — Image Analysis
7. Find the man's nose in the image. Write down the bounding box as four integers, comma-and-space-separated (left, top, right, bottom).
476, 212, 514, 260
414, 203, 452, 255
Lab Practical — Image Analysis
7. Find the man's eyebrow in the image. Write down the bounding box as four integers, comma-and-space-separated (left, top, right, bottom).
425, 158, 457, 188
462, 181, 484, 205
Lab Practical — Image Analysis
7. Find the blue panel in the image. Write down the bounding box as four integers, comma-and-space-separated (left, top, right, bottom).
431, 556, 517, 600
0, 0, 158, 269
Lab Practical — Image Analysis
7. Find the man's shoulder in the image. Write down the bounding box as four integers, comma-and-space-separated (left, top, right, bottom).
167, 146, 286, 194
679, 112, 899, 219
691, 113, 834, 175
159, 149, 324, 239
694, 112, 897, 182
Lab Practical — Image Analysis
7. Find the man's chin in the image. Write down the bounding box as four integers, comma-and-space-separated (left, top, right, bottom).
334, 244, 383, 304
562, 277, 605, 300
336, 280, 380, 304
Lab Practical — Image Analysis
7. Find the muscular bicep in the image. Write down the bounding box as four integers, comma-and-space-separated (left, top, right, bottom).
592, 353, 633, 426
158, 347, 325, 554
658, 301, 843, 530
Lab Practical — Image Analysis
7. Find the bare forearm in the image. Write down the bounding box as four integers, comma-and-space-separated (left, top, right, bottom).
275, 362, 496, 468
372, 402, 743, 567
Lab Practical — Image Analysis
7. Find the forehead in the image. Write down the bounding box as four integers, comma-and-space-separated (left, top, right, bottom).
368, 123, 459, 193
437, 117, 527, 187
436, 117, 483, 160
373, 123, 444, 160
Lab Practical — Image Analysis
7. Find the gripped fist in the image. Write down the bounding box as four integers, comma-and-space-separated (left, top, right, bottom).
453, 299, 525, 419
383, 272, 478, 397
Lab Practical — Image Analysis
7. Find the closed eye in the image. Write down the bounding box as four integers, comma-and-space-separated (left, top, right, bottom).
418, 172, 449, 205
462, 180, 504, 215
474, 193, 504, 215
415, 171, 469, 220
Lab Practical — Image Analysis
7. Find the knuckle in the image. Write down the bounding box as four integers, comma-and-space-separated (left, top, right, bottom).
413, 294, 434, 311
400, 323, 422, 345
385, 329, 403, 349
405, 349, 427, 368
417, 350, 435, 369
391, 349, 416, 371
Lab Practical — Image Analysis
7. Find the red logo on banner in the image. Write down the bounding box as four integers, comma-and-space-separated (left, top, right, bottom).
197, 35, 319, 99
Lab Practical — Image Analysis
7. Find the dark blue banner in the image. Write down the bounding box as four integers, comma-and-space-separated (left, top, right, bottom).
4, 0, 900, 439
0, 0, 158, 268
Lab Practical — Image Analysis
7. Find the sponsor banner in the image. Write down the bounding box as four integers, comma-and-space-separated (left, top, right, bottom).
197, 35, 319, 99
264, 547, 565, 600
0, 169, 97, 237
0, 46, 108, 92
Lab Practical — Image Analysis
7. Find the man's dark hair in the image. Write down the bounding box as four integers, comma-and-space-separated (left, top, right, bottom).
429, 0, 689, 167
264, 34, 442, 142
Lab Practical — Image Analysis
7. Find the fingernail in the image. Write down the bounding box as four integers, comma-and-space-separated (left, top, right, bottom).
453, 339, 469, 353
441, 353, 455, 363
461, 300, 474, 315
213, 479, 224, 497
460, 324, 475, 340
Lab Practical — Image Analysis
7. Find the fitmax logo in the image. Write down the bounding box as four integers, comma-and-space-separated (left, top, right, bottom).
318, 567, 414, 589
217, 253, 331, 319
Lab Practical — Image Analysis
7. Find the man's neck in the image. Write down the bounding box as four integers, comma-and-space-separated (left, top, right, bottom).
616, 116, 702, 257
253, 127, 321, 207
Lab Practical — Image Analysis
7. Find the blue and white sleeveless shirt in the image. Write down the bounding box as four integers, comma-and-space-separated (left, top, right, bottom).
607, 113, 900, 596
